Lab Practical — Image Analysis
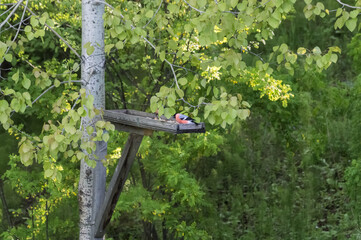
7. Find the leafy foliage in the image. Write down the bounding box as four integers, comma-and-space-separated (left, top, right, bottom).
1, 0, 361, 239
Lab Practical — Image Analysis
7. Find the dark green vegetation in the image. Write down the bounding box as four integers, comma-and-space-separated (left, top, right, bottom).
1, 0, 361, 239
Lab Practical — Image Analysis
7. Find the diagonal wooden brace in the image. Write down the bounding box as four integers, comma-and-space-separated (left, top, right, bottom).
94, 133, 143, 238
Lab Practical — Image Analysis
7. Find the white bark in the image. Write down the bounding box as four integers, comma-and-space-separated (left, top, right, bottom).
79, 0, 106, 239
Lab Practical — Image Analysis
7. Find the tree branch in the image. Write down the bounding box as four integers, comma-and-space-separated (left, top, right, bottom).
0, 0, 23, 29
0, 2, 18, 18
31, 80, 83, 105
336, 0, 361, 9
23, 4, 82, 59
99, 0, 209, 108
183, 0, 205, 13
143, 0, 163, 29
2, 0, 29, 63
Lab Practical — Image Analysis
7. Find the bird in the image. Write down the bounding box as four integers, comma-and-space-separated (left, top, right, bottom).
174, 113, 198, 125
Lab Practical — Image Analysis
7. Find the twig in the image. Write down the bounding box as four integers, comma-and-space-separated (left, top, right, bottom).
3, 0, 28, 62
0, 16, 30, 33
0, 0, 24, 29
336, 0, 361, 9
10, 124, 36, 141
23, 5, 81, 59
248, 50, 265, 63
99, 0, 203, 108
256, 0, 272, 9
0, 2, 17, 18
142, 37, 181, 89
183, 0, 205, 13
172, 64, 195, 73
176, 98, 209, 109
31, 80, 83, 105
185, 0, 239, 15
94, 0, 114, 10
143, 0, 163, 29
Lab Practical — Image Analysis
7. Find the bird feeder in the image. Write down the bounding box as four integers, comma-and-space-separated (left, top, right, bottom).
94, 109, 205, 237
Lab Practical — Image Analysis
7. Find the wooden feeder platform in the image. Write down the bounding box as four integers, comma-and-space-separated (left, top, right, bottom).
94, 109, 205, 238
103, 109, 205, 135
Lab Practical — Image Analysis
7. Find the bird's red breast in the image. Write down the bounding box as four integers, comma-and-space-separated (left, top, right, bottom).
175, 113, 196, 124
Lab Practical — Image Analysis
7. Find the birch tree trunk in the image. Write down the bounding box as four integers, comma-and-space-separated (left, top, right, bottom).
79, 0, 106, 239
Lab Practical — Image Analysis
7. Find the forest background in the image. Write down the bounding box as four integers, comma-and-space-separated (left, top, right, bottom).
1, 0, 361, 239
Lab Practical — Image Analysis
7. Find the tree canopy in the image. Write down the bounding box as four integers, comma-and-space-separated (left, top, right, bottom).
1, 0, 361, 239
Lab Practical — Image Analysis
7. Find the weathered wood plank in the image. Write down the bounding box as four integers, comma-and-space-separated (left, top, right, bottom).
104, 110, 178, 133
94, 133, 143, 238
113, 122, 153, 136
103, 109, 206, 134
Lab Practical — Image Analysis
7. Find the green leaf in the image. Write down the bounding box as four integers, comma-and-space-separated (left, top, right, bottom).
0, 100, 9, 111
77, 106, 86, 117
176, 88, 184, 98
167, 93, 176, 107
346, 18, 357, 32
168, 4, 178, 13
22, 92, 31, 103
87, 45, 95, 55
297, 47, 307, 55
84, 42, 95, 55
336, 8, 342, 17
39, 16, 46, 25
150, 96, 159, 112
50, 140, 59, 151
22, 74, 31, 89
0, 113, 8, 124
218, 3, 227, 11
77, 151, 85, 160
4, 54, 12, 62
279, 43, 288, 54
312, 46, 322, 55
85, 95, 94, 109
230, 0, 238, 8
238, 109, 250, 120
230, 96, 237, 107
54, 80, 61, 87
145, 10, 154, 18
46, 19, 54, 27
102, 132, 110, 142
164, 108, 175, 119
198, 0, 206, 8
0, 41, 6, 58
65, 124, 76, 134
72, 62, 79, 72
55, 134, 65, 143
159, 51, 166, 62
19, 141, 34, 166
330, 54, 338, 63
12, 70, 19, 83
105, 44, 114, 54
277, 54, 284, 64
208, 114, 215, 125
350, 10, 359, 18
168, 40, 177, 50
179, 78, 188, 86
268, 16, 280, 28
36, 29, 45, 37
44, 169, 54, 178
24, 25, 32, 33
116, 41, 124, 49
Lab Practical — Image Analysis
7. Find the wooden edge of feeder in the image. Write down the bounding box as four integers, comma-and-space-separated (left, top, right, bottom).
112, 123, 153, 136
177, 122, 206, 133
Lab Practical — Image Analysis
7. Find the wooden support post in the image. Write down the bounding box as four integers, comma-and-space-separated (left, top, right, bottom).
94, 133, 143, 238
